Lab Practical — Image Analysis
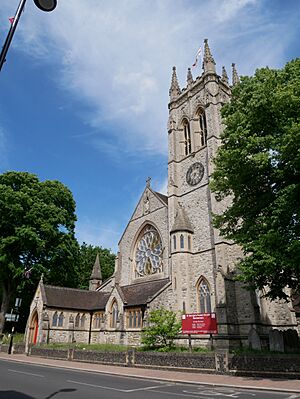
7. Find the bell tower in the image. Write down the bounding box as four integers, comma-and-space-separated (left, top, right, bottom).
167, 39, 257, 346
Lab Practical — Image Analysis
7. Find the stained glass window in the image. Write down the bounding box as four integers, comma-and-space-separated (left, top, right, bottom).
199, 279, 211, 313
58, 312, 64, 327
135, 225, 163, 278
52, 312, 58, 327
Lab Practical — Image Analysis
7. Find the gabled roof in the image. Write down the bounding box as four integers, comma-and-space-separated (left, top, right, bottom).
119, 278, 170, 307
43, 285, 110, 311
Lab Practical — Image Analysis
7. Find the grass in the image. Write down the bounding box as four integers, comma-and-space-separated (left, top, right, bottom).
0, 333, 24, 345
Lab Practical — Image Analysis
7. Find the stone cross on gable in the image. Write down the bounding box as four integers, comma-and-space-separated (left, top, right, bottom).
146, 177, 151, 188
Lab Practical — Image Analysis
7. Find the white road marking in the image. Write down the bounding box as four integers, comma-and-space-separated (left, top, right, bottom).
286, 395, 300, 399
183, 388, 256, 397
68, 380, 177, 393
8, 369, 44, 378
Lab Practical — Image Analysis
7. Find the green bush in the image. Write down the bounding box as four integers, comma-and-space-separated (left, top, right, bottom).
141, 307, 181, 350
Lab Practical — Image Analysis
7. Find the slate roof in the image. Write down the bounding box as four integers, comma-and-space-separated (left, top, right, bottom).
42, 285, 110, 311
119, 278, 170, 307
170, 204, 194, 233
154, 191, 168, 205
90, 254, 102, 280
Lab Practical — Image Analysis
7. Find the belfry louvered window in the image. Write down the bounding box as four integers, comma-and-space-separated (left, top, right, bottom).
198, 110, 207, 147
183, 119, 192, 155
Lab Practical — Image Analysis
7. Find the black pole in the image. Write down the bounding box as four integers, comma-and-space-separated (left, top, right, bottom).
0, 0, 27, 71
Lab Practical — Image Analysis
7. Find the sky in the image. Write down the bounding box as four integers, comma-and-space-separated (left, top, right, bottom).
0, 0, 299, 253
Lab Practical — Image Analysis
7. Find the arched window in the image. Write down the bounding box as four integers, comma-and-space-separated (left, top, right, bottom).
180, 234, 184, 249
75, 313, 80, 328
198, 278, 212, 313
173, 235, 176, 250
198, 109, 207, 147
182, 119, 192, 155
188, 235, 191, 250
52, 312, 58, 327
111, 301, 118, 328
81, 314, 86, 328
58, 312, 64, 327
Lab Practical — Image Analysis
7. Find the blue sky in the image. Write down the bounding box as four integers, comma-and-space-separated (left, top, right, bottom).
0, 0, 299, 253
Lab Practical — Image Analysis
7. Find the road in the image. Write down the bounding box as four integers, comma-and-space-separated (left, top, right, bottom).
0, 358, 299, 399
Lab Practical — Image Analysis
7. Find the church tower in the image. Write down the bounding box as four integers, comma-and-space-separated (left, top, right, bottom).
167, 39, 258, 346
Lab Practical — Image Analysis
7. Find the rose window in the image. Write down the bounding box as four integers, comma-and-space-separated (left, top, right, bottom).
135, 225, 163, 277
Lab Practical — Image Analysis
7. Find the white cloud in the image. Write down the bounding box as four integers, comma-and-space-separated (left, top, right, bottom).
215, 0, 258, 22
75, 218, 121, 253
0, 0, 298, 158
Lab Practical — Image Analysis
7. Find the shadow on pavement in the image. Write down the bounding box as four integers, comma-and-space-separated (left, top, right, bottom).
45, 388, 77, 399
0, 392, 34, 399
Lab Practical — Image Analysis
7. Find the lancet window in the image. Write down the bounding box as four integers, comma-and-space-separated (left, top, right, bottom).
58, 312, 64, 327
182, 119, 192, 155
52, 312, 58, 327
198, 109, 207, 147
198, 278, 212, 313
111, 301, 118, 328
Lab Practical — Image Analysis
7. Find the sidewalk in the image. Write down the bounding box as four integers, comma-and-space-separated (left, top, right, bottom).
0, 352, 299, 393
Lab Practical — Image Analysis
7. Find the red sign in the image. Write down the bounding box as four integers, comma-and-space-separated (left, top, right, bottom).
181, 313, 218, 335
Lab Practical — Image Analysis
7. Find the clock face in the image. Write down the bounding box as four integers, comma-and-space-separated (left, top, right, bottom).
186, 162, 204, 186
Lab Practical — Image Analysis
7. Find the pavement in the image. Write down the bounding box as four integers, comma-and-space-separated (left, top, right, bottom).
0, 352, 299, 394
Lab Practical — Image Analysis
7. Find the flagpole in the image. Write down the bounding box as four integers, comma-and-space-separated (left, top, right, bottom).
0, 0, 27, 71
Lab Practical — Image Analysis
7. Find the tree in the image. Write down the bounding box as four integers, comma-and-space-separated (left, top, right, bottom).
210, 59, 300, 300
141, 308, 181, 350
76, 243, 115, 290
0, 171, 79, 332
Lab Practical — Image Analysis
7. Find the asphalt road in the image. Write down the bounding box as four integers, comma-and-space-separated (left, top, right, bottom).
0, 359, 299, 399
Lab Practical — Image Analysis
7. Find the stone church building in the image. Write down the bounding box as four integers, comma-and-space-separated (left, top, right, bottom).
26, 40, 299, 350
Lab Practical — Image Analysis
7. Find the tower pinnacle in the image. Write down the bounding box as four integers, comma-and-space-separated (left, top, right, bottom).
169, 66, 181, 100
89, 253, 102, 291
221, 66, 229, 85
187, 68, 193, 86
232, 63, 240, 86
203, 39, 216, 73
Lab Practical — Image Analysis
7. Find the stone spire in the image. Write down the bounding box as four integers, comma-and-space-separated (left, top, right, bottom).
187, 67, 193, 86
232, 63, 240, 86
221, 66, 229, 85
169, 66, 181, 100
170, 203, 194, 233
89, 254, 102, 291
203, 38, 216, 73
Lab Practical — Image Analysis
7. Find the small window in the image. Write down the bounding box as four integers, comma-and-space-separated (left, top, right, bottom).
173, 235, 176, 250
188, 235, 191, 250
75, 313, 80, 328
180, 234, 184, 249
52, 312, 58, 327
127, 308, 143, 328
81, 314, 86, 328
58, 312, 64, 327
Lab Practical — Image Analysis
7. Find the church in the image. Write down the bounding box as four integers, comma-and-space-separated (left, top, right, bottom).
25, 40, 299, 350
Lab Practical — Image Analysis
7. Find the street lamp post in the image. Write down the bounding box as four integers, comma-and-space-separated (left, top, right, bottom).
0, 0, 57, 71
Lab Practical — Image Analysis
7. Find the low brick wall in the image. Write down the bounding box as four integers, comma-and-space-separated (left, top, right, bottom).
134, 351, 215, 371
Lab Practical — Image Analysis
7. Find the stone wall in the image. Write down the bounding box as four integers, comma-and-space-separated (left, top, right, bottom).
14, 346, 299, 378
